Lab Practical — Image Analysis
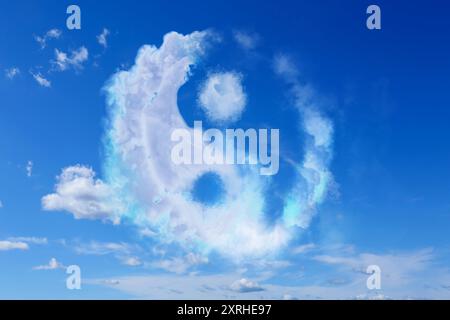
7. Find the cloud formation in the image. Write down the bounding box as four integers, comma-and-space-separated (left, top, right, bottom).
7, 237, 47, 245
26, 160, 33, 177
33, 258, 65, 270
152, 252, 209, 274
42, 165, 122, 223
198, 71, 247, 123
31, 72, 51, 87
233, 31, 260, 50
44, 30, 334, 261
52, 47, 89, 72
230, 278, 265, 293
101, 31, 293, 259
5, 67, 20, 79
35, 29, 62, 49
0, 241, 29, 251
274, 53, 334, 229
97, 28, 110, 48
73, 241, 143, 267
90, 246, 450, 299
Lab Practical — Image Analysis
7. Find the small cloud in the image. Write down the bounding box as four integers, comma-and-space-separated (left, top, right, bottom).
121, 257, 142, 266
355, 293, 391, 300
42, 165, 121, 223
5, 67, 20, 79
7, 237, 47, 245
233, 30, 260, 50
74, 241, 143, 267
74, 241, 135, 256
198, 71, 247, 123
102, 279, 120, 286
30, 72, 51, 87
52, 47, 89, 72
35, 29, 62, 49
0, 240, 29, 251
153, 253, 209, 274
26, 160, 33, 177
273, 54, 299, 82
292, 243, 315, 254
33, 258, 65, 270
230, 278, 264, 293
139, 227, 157, 238
97, 28, 110, 48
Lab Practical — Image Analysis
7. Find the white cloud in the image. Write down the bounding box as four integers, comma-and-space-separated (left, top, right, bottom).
152, 253, 209, 274
46, 29, 62, 38
5, 67, 20, 79
233, 31, 260, 50
139, 227, 157, 238
273, 54, 299, 82
7, 237, 47, 245
52, 46, 89, 71
103, 279, 121, 285
0, 241, 29, 251
198, 71, 247, 123
97, 28, 110, 48
89, 247, 450, 299
41, 165, 122, 223
313, 248, 434, 287
292, 243, 316, 254
99, 30, 291, 259
35, 28, 62, 49
26, 160, 33, 177
74, 241, 134, 255
33, 258, 65, 270
47, 31, 333, 261
274, 53, 334, 229
74, 241, 143, 267
121, 257, 142, 266
230, 278, 264, 293
30, 72, 51, 87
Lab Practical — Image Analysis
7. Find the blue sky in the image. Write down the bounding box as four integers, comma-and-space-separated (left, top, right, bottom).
1, 0, 450, 299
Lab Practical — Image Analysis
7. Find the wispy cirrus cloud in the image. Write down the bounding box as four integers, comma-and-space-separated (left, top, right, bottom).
5, 67, 20, 79
230, 278, 265, 293
26, 160, 33, 177
74, 241, 142, 267
7, 237, 47, 245
0, 236, 48, 251
30, 71, 51, 87
274, 53, 334, 229
35, 28, 62, 49
97, 28, 110, 48
151, 252, 209, 274
33, 258, 65, 270
292, 243, 316, 255
0, 241, 29, 251
74, 241, 136, 256
89, 246, 450, 299
232, 30, 260, 50
52, 46, 89, 72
